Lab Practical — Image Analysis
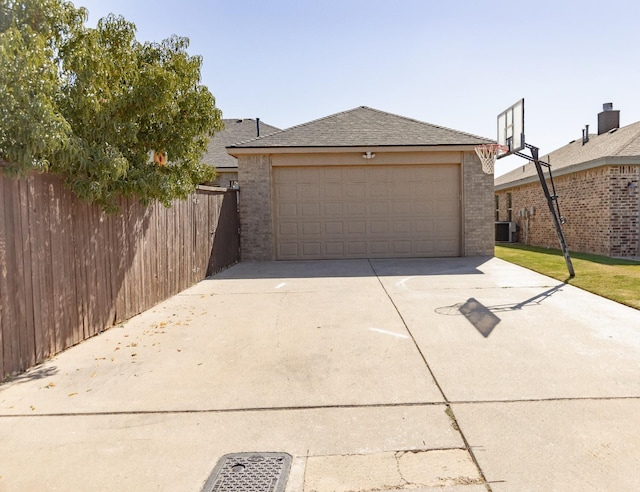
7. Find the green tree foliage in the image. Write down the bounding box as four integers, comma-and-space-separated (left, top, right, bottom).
0, 0, 222, 210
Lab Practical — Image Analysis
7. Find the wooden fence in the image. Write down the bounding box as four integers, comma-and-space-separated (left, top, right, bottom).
0, 172, 239, 380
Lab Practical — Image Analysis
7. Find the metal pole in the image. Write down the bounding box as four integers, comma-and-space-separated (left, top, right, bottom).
528, 145, 575, 278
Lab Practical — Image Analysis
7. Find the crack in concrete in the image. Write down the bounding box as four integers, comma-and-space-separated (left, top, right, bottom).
393, 451, 410, 488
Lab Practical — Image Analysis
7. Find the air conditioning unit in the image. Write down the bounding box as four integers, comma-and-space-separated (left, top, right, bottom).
495, 221, 517, 243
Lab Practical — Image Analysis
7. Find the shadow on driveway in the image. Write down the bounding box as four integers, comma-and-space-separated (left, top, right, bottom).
0, 365, 59, 390
436, 283, 566, 338
210, 256, 492, 280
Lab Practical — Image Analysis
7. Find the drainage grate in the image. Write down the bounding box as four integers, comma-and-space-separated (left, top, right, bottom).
201, 452, 292, 492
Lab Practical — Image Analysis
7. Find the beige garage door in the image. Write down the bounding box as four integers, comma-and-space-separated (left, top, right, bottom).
273, 164, 460, 260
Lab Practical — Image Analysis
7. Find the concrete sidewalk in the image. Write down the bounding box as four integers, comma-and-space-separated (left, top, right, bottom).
1, 257, 639, 491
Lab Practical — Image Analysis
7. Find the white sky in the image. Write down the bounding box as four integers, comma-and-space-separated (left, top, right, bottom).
77, 0, 640, 176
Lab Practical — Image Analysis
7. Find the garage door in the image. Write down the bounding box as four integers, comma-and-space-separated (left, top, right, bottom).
273, 164, 460, 260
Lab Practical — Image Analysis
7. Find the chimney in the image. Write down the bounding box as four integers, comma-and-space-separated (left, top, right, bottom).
598, 103, 620, 135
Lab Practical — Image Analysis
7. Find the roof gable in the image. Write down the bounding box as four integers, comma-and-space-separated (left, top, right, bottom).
228, 106, 492, 149
495, 120, 640, 187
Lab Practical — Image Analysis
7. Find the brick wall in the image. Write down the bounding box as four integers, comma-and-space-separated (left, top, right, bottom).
495, 190, 513, 223
495, 164, 640, 257
609, 165, 640, 256
237, 154, 274, 260
550, 168, 610, 255
463, 152, 495, 256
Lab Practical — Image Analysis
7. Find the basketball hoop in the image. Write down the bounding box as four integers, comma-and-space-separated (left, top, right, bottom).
474, 144, 508, 174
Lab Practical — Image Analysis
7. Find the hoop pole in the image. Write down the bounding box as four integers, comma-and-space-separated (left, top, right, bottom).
529, 145, 575, 278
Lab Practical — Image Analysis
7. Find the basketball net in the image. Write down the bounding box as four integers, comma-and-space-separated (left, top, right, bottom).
474, 144, 508, 174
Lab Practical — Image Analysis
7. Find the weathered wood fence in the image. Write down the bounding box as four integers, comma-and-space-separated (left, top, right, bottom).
0, 171, 239, 380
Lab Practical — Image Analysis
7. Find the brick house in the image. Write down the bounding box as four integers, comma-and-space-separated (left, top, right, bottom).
227, 106, 495, 261
202, 118, 280, 187
495, 105, 640, 257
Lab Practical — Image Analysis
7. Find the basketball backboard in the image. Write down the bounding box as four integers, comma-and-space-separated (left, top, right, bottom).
496, 98, 525, 158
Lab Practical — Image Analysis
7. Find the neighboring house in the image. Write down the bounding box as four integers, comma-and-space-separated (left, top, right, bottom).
202, 118, 280, 187
227, 106, 494, 261
495, 104, 640, 257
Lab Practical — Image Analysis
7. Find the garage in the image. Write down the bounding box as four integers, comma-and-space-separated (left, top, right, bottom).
273, 164, 460, 259
229, 106, 494, 261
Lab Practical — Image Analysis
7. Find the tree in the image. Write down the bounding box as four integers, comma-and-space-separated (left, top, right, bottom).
0, 0, 222, 210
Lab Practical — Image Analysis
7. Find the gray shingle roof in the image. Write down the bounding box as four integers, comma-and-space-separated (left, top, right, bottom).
495, 120, 640, 188
227, 106, 493, 149
203, 119, 280, 169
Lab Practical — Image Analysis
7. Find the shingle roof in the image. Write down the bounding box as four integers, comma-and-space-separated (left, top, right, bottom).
228, 106, 493, 149
202, 119, 280, 169
495, 120, 640, 188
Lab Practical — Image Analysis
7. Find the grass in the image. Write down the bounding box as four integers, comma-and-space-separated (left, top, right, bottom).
495, 244, 640, 310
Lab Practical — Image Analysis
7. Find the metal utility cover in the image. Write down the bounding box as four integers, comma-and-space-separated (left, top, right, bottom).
202, 452, 292, 492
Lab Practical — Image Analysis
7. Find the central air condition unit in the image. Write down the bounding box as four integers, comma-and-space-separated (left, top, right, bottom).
495, 221, 517, 243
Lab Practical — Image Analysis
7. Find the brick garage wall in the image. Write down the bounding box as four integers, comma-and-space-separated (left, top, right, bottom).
237, 154, 274, 260
495, 165, 640, 257
463, 151, 494, 256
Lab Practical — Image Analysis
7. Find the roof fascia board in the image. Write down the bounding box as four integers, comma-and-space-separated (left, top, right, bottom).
495, 176, 539, 191
495, 156, 640, 190
227, 145, 479, 156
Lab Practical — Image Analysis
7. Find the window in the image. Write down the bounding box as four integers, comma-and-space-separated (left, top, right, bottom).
507, 193, 513, 222
495, 195, 500, 221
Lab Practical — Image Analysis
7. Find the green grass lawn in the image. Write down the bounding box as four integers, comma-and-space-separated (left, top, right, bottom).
495, 244, 640, 310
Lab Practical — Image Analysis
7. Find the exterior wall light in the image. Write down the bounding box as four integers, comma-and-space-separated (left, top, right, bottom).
362, 151, 376, 159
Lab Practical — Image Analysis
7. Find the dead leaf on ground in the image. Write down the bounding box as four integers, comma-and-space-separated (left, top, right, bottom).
68, 393, 78, 397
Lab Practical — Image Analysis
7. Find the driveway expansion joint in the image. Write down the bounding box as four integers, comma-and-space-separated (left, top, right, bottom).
366, 259, 492, 491
0, 401, 450, 419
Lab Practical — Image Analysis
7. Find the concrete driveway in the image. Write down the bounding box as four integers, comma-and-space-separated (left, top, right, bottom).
1, 257, 639, 491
